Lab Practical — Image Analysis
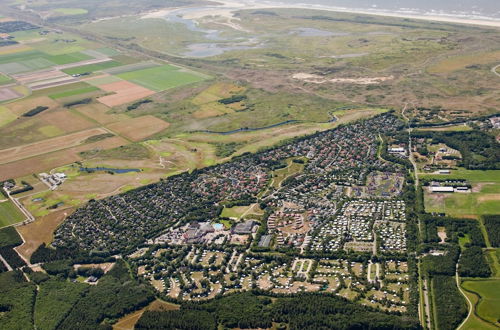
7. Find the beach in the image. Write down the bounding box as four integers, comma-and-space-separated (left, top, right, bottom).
142, 0, 500, 28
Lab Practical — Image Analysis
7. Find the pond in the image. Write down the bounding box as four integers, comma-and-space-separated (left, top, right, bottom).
291, 27, 350, 37
183, 42, 261, 57
80, 167, 141, 174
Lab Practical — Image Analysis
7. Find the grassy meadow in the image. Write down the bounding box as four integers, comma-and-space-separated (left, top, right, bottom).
0, 200, 25, 227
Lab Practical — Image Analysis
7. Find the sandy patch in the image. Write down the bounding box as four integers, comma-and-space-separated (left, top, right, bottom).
293, 73, 394, 84
73, 262, 115, 273
97, 80, 156, 107
437, 226, 447, 244
472, 182, 494, 193
113, 300, 179, 330
0, 128, 107, 164
106, 115, 170, 141
477, 194, 500, 202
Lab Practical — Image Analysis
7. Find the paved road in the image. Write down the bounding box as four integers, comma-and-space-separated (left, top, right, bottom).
0, 254, 12, 271
492, 64, 500, 78
456, 256, 473, 330
423, 278, 432, 329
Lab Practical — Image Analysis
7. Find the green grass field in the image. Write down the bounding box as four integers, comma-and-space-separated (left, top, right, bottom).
62, 60, 123, 75
0, 106, 17, 128
0, 73, 11, 85
424, 192, 500, 216
0, 201, 25, 227
48, 86, 100, 99
462, 279, 500, 327
0, 50, 92, 74
420, 169, 500, 183
53, 8, 88, 15
117, 64, 207, 91
220, 206, 248, 219
422, 169, 500, 216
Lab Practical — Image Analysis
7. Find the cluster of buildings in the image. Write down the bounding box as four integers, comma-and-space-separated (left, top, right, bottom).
308, 200, 407, 253
39, 172, 67, 190
54, 114, 407, 258
131, 243, 410, 312
153, 220, 257, 246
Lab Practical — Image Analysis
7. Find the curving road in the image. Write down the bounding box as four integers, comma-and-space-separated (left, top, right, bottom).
492, 64, 500, 78
456, 256, 473, 330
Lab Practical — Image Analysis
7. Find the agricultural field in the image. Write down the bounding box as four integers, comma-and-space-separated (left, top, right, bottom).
461, 279, 500, 329
0, 73, 11, 84
62, 60, 124, 75
0, 200, 25, 227
52, 8, 89, 16
116, 64, 208, 92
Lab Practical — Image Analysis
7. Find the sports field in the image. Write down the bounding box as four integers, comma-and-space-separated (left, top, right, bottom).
0, 200, 25, 227
117, 64, 208, 91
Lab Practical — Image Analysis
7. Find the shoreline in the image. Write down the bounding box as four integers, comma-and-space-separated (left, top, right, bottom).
142, 0, 500, 28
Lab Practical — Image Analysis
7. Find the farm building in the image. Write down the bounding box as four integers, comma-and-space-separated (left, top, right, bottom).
430, 186, 454, 193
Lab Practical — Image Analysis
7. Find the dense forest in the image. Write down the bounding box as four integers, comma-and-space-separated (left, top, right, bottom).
483, 215, 500, 247
412, 130, 499, 170
136, 292, 420, 330
421, 244, 459, 276
422, 216, 485, 247
458, 246, 491, 278
0, 227, 26, 272
56, 260, 154, 329
432, 275, 467, 330
0, 271, 37, 330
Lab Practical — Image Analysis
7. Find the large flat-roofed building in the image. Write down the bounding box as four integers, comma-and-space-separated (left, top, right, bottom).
430, 186, 454, 193
232, 220, 256, 235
